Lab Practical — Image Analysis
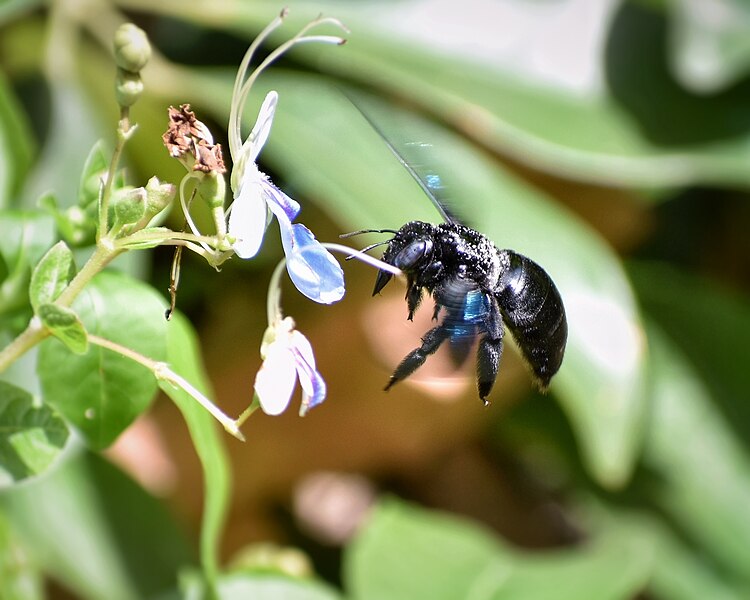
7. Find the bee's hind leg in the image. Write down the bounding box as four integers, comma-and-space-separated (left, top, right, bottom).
477, 300, 504, 405
384, 325, 450, 391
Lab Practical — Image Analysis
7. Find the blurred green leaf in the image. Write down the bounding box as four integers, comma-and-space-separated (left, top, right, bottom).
601, 509, 747, 600
345, 498, 651, 600
642, 321, 750, 582
0, 71, 34, 207
38, 303, 88, 354
20, 81, 100, 210
0, 210, 54, 274
137, 0, 750, 189
630, 262, 750, 443
78, 141, 109, 209
37, 270, 166, 449
0, 451, 193, 600
217, 574, 342, 600
29, 240, 75, 312
0, 509, 43, 600
667, 0, 750, 91
161, 312, 230, 587
185, 72, 647, 487
0, 380, 69, 485
345, 498, 507, 600
0, 210, 54, 321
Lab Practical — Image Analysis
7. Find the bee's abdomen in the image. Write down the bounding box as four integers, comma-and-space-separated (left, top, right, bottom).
495, 251, 567, 387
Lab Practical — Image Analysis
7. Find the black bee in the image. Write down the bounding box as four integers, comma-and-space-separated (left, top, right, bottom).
347, 109, 568, 404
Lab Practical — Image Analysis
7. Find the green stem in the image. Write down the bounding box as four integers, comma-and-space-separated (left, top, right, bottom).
0, 242, 121, 372
55, 242, 120, 307
0, 318, 46, 373
87, 334, 245, 441
235, 394, 261, 428
98, 111, 132, 241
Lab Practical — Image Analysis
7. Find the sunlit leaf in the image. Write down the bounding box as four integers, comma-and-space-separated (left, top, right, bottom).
37, 270, 166, 449
0, 380, 69, 485
137, 0, 750, 189
37, 303, 88, 355
28, 240, 76, 312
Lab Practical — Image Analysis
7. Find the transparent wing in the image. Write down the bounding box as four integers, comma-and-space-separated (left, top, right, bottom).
344, 92, 460, 224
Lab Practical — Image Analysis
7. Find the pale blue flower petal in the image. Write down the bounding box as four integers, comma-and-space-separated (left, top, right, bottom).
229, 162, 270, 259
290, 331, 326, 415
267, 202, 345, 304
287, 224, 345, 304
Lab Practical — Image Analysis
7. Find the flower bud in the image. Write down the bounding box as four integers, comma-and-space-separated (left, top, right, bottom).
113, 187, 146, 225
198, 172, 226, 208
113, 23, 151, 73
114, 68, 144, 107
145, 177, 175, 216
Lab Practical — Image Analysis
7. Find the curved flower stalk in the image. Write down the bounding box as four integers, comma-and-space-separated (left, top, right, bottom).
227, 11, 348, 305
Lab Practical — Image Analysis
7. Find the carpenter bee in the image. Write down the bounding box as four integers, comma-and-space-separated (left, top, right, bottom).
347, 109, 568, 404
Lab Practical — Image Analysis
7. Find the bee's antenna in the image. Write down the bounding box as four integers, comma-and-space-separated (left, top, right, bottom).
344, 239, 393, 261
340, 228, 398, 238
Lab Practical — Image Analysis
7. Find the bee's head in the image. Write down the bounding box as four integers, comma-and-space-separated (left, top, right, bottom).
340, 222, 438, 295
373, 222, 436, 295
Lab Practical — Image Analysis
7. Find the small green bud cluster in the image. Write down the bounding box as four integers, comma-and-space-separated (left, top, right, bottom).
110, 177, 175, 234
113, 23, 151, 108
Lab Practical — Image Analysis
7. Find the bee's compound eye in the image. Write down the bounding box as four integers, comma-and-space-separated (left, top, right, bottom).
394, 238, 433, 269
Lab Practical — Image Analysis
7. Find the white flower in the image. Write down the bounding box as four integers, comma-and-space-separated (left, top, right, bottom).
254, 317, 326, 416
228, 90, 345, 304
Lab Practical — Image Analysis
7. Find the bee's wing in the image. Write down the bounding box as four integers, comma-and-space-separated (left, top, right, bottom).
345, 93, 460, 225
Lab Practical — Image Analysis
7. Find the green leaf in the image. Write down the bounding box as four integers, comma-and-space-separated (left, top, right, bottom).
155, 0, 750, 189
345, 499, 651, 600
0, 210, 55, 277
643, 322, 750, 581
0, 71, 34, 207
37, 303, 88, 354
667, 0, 750, 91
77, 141, 109, 209
601, 509, 746, 600
630, 262, 750, 445
19, 82, 101, 209
0, 380, 69, 485
0, 510, 44, 600
346, 499, 506, 600
194, 74, 647, 487
217, 574, 342, 600
29, 240, 76, 312
160, 312, 230, 586
0, 452, 193, 600
37, 270, 167, 449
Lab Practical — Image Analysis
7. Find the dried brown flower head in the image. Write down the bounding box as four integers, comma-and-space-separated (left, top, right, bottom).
162, 104, 226, 174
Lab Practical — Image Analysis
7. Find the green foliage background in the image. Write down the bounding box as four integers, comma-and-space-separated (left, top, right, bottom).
0, 0, 749, 598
